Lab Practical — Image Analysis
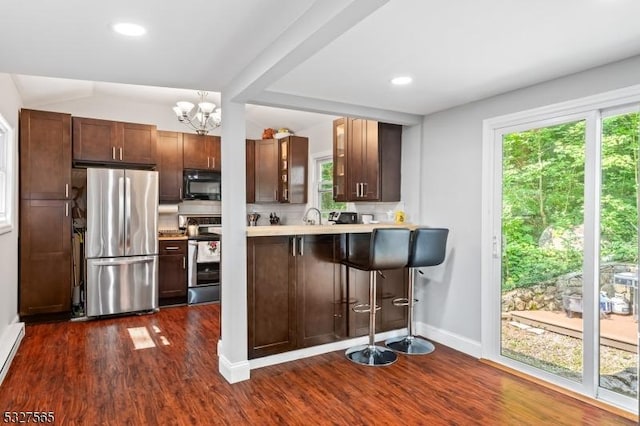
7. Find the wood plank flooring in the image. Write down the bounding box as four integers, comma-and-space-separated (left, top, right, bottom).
0, 305, 636, 425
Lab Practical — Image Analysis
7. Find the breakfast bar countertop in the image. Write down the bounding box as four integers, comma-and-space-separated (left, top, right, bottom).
245, 223, 418, 237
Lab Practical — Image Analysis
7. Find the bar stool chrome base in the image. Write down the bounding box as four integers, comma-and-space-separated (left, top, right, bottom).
385, 335, 435, 355
345, 344, 398, 366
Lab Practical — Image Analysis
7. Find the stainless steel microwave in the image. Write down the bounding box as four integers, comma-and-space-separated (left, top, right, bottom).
183, 170, 221, 200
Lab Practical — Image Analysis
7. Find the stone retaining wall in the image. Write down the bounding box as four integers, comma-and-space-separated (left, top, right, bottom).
502, 263, 636, 312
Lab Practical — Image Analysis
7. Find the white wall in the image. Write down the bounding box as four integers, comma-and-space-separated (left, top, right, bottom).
298, 117, 335, 156
417, 55, 640, 350
0, 73, 23, 378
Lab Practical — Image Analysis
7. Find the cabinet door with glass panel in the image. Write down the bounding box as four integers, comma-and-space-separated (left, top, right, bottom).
278, 136, 308, 204
332, 118, 347, 202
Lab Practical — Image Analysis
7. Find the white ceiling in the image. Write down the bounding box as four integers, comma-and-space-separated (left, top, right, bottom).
2, 0, 640, 125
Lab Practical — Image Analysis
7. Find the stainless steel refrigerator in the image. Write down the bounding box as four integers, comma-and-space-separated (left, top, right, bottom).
85, 168, 159, 316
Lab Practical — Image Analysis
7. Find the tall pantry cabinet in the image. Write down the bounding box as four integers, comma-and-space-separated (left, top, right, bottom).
19, 109, 72, 318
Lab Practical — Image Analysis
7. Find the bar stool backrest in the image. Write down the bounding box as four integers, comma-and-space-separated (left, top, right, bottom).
409, 228, 449, 268
369, 228, 411, 270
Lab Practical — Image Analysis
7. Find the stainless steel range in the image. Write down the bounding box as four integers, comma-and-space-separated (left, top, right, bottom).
179, 215, 221, 304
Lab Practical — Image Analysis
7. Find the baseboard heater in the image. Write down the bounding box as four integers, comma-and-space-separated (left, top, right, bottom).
0, 323, 25, 386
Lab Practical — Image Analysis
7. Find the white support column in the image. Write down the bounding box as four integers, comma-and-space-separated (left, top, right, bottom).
218, 97, 250, 383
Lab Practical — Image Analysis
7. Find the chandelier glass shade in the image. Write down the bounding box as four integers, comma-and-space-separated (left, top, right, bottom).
172, 91, 221, 135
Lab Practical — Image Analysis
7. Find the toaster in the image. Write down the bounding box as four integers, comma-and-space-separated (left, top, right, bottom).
328, 211, 358, 224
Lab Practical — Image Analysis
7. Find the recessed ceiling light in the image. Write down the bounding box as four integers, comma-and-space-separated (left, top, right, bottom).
112, 22, 146, 37
391, 76, 413, 86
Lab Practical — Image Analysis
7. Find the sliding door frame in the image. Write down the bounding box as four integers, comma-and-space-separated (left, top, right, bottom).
481, 84, 640, 414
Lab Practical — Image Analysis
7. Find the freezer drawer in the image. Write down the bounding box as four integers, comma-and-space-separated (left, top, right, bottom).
188, 284, 220, 305
86, 255, 158, 317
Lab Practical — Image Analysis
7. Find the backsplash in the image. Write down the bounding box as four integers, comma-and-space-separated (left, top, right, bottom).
346, 201, 407, 223
159, 200, 409, 230
246, 204, 307, 226
246, 201, 408, 226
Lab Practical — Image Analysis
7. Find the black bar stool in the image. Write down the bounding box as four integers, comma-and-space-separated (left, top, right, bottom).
385, 228, 449, 355
343, 228, 411, 366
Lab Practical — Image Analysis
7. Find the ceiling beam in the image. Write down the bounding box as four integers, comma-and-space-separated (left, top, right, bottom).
251, 90, 423, 126
224, 0, 389, 103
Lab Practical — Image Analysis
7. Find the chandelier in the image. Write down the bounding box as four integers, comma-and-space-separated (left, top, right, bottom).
172, 91, 221, 135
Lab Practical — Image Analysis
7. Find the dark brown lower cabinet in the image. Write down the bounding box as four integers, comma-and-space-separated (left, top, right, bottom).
19, 199, 72, 317
158, 240, 187, 306
247, 236, 297, 358
296, 235, 346, 348
247, 233, 406, 359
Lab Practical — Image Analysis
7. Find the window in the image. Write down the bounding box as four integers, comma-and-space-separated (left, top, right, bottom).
0, 113, 13, 234
315, 155, 345, 218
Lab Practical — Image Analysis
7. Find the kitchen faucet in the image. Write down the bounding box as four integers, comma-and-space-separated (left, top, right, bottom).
302, 207, 322, 225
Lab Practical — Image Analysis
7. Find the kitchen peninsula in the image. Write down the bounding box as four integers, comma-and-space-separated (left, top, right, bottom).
244, 223, 416, 359
245, 223, 416, 236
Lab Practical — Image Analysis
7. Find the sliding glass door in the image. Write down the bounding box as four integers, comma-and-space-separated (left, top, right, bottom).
484, 94, 639, 413
599, 109, 639, 401
500, 119, 586, 383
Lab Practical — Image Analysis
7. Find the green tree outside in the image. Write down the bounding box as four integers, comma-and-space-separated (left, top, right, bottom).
501, 113, 639, 291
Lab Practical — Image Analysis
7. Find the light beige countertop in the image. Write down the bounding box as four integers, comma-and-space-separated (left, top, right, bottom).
158, 235, 188, 241
246, 223, 418, 237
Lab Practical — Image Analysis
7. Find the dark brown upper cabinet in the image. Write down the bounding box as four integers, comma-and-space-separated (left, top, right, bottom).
246, 139, 255, 203
20, 109, 72, 200
251, 136, 308, 204
183, 133, 221, 171
333, 118, 401, 202
157, 131, 184, 202
278, 136, 308, 204
253, 139, 279, 203
72, 117, 157, 166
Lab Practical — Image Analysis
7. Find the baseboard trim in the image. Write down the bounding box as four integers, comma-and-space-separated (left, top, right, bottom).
415, 322, 482, 358
248, 328, 407, 370
480, 359, 638, 421
217, 340, 250, 384
0, 322, 25, 386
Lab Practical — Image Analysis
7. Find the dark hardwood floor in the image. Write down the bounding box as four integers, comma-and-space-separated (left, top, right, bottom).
0, 305, 635, 425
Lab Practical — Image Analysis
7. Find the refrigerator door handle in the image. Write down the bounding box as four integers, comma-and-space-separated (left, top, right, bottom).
91, 256, 156, 267
125, 176, 132, 254
118, 176, 125, 253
